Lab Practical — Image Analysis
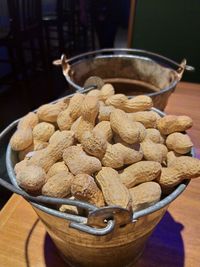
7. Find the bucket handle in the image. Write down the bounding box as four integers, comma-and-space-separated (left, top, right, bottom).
53, 49, 195, 73
0, 177, 121, 236
175, 59, 194, 82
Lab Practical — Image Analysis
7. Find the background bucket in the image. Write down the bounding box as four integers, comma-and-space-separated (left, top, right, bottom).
60, 48, 192, 110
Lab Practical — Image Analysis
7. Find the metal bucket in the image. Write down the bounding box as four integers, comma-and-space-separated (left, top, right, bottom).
0, 95, 191, 267
59, 48, 194, 110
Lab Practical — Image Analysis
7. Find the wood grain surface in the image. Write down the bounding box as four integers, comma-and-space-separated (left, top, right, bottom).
0, 82, 200, 267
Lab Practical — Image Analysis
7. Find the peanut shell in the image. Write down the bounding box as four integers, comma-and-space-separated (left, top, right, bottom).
96, 167, 132, 209
129, 182, 162, 211
71, 174, 105, 207
120, 161, 161, 188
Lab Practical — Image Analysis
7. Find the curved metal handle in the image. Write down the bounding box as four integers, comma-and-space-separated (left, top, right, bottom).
69, 206, 133, 235
0, 177, 97, 211
175, 58, 195, 82
0, 177, 133, 235
69, 220, 115, 236
61, 54, 71, 78
54, 49, 195, 74
56, 54, 97, 92
0, 177, 117, 236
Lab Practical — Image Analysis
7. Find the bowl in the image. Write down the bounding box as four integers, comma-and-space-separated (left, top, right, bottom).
0, 92, 192, 267
59, 48, 193, 110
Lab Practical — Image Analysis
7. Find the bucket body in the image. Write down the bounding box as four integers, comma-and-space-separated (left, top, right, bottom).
62, 49, 185, 110
34, 205, 168, 267
0, 95, 189, 267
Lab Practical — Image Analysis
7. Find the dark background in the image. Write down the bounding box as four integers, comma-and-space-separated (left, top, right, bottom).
132, 0, 200, 83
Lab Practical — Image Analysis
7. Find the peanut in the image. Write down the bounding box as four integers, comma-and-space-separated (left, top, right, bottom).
144, 128, 165, 143
75, 119, 94, 142
37, 101, 66, 123
98, 105, 115, 121
14, 159, 29, 175
110, 109, 146, 144
87, 89, 100, 97
10, 112, 38, 151
129, 182, 162, 211
18, 144, 34, 161
128, 111, 157, 128
16, 165, 46, 193
166, 132, 193, 154
123, 95, 153, 112
157, 115, 193, 135
96, 167, 132, 209
81, 95, 99, 123
10, 128, 33, 151
167, 151, 181, 167
47, 161, 69, 177
42, 171, 74, 198
105, 94, 128, 109
33, 139, 49, 150
59, 197, 79, 215
120, 161, 161, 188
157, 156, 200, 189
81, 130, 107, 159
75, 96, 99, 142
70, 116, 82, 132
57, 93, 85, 130
141, 139, 168, 163
93, 121, 113, 142
28, 131, 74, 171
102, 143, 143, 169
113, 134, 140, 149
18, 140, 48, 161
33, 122, 55, 142
99, 100, 105, 107
99, 83, 115, 101
63, 146, 102, 175
71, 174, 105, 207
18, 112, 38, 129
167, 156, 200, 176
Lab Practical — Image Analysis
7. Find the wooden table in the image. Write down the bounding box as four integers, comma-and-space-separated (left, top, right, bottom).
0, 82, 200, 267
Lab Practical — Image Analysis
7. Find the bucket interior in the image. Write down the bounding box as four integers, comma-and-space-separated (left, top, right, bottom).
68, 55, 178, 95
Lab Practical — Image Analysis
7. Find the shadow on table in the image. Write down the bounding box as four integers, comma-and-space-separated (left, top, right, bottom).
44, 234, 70, 267
24, 218, 68, 267
135, 211, 184, 267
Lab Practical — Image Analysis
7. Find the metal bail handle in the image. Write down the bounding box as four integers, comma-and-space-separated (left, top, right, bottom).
0, 176, 115, 236
69, 220, 116, 236
69, 206, 133, 236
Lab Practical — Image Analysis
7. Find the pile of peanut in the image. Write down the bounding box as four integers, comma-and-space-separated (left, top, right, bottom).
10, 83, 200, 214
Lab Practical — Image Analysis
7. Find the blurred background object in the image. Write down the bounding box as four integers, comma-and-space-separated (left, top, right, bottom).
130, 0, 200, 83
0, 0, 47, 81
91, 0, 130, 48
42, 0, 95, 61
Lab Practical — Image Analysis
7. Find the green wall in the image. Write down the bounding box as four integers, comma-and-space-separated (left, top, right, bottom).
132, 0, 200, 82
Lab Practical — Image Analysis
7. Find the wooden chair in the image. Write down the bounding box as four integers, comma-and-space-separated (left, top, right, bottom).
0, 0, 47, 81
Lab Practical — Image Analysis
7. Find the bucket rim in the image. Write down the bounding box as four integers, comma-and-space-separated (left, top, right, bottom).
62, 48, 186, 96
0, 106, 192, 234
